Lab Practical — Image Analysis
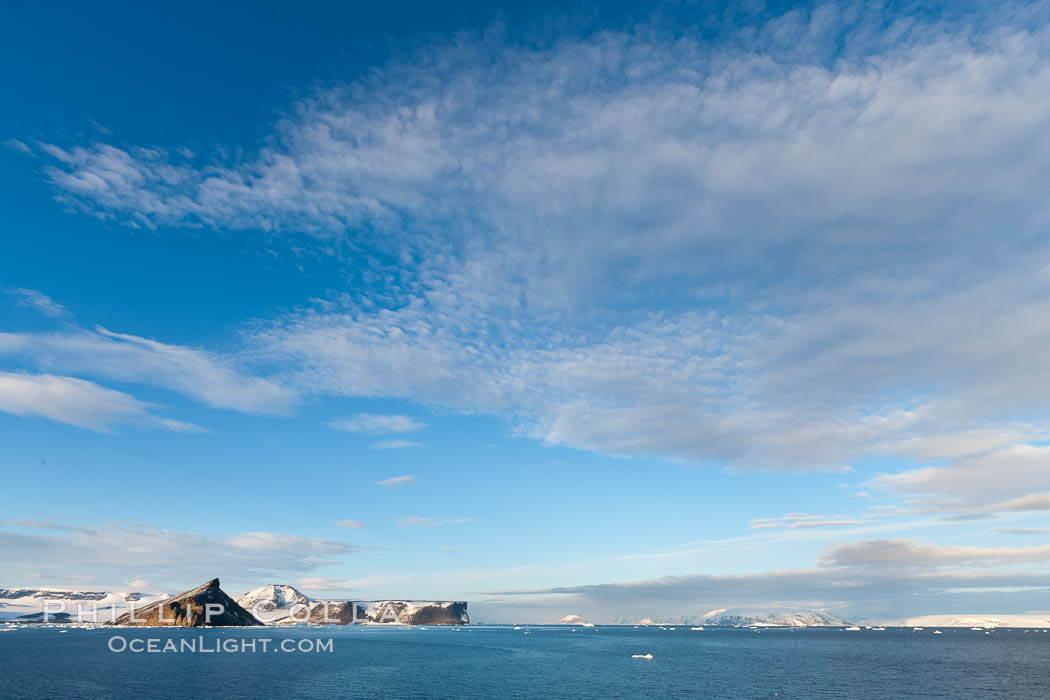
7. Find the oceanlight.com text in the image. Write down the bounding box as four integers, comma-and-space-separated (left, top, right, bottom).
107, 636, 334, 653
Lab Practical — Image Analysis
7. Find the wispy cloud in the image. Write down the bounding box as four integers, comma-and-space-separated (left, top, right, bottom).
749, 513, 867, 530
982, 492, 1050, 512
1, 519, 97, 534
0, 520, 368, 590
332, 519, 366, 529
7, 288, 69, 318
370, 439, 423, 450
4, 138, 32, 154
819, 539, 1050, 568
374, 475, 417, 487
0, 371, 204, 433
294, 576, 357, 591
224, 531, 360, 554
326, 413, 425, 434
0, 326, 296, 415
870, 446, 1050, 513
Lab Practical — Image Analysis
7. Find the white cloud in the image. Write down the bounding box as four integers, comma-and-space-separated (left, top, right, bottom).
375, 475, 417, 487
0, 326, 296, 415
224, 12, 1050, 472
0, 371, 203, 433
981, 492, 1050, 513
224, 531, 359, 554
0, 521, 366, 590
370, 439, 423, 450
326, 413, 425, 434
397, 517, 472, 527
873, 428, 1042, 462
871, 444, 1050, 512
749, 513, 867, 530
4, 138, 32, 154
332, 519, 366, 528
1, 519, 97, 534
7, 288, 69, 318
157, 418, 210, 434
20, 7, 1050, 479
820, 539, 1050, 568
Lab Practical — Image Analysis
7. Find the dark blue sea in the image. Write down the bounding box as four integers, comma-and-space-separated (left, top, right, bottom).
2, 625, 1049, 698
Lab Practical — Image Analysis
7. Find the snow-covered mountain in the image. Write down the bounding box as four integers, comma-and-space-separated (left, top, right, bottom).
363, 600, 469, 625
237, 584, 310, 614
235, 584, 361, 625
0, 588, 167, 623
702, 610, 849, 627
235, 584, 469, 625
0, 588, 140, 602
615, 610, 849, 627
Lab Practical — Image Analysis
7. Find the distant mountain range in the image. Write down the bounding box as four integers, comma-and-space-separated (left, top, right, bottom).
702, 610, 850, 627
616, 609, 851, 627
5, 585, 1048, 629
0, 579, 468, 627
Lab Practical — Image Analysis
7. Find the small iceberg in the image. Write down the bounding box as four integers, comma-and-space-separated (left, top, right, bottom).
631, 653, 653, 659
690, 626, 704, 631
912, 627, 924, 631
845, 626, 861, 631
933, 630, 943, 634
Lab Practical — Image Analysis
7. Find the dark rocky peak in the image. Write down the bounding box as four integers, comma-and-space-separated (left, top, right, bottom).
110, 578, 260, 627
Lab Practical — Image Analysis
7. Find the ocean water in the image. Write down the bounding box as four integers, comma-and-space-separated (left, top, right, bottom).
2, 625, 1049, 698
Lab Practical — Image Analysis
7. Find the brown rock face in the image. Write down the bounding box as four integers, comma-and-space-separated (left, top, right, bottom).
365, 601, 469, 625
306, 601, 367, 625
406, 601, 468, 625
109, 578, 261, 627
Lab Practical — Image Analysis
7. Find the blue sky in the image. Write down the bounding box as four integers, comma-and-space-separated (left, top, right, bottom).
3, 0, 1050, 623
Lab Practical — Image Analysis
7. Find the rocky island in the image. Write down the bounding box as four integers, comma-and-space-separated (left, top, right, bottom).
110, 578, 261, 627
